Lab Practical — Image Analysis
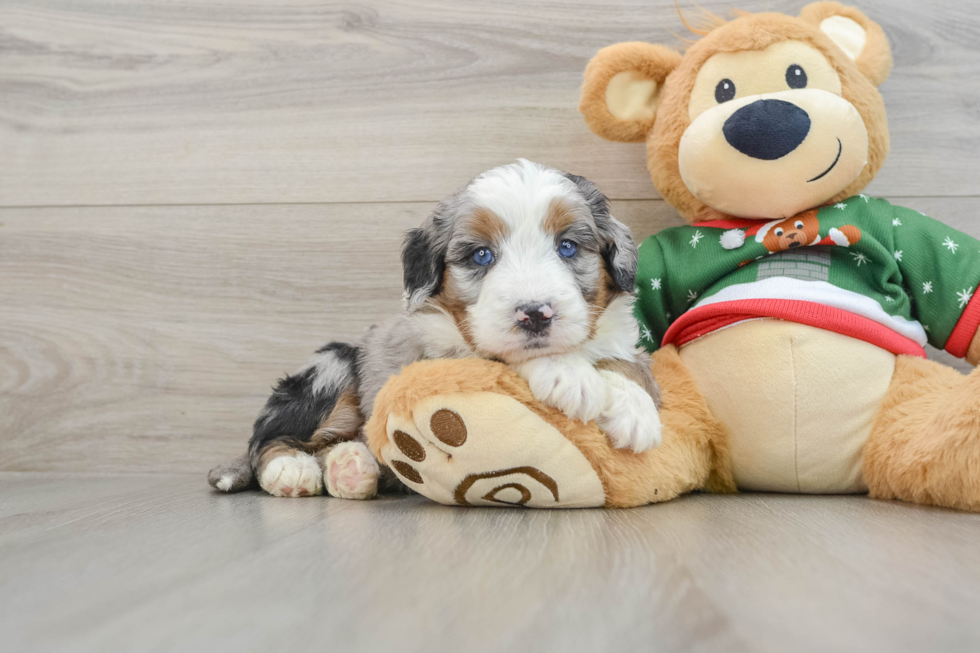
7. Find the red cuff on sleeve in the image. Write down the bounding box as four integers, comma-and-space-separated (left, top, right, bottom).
945, 290, 980, 357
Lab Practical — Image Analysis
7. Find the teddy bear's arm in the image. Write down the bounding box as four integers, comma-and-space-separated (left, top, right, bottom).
633, 234, 681, 352
890, 206, 980, 358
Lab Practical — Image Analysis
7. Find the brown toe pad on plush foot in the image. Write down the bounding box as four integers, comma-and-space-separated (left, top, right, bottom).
378, 392, 605, 508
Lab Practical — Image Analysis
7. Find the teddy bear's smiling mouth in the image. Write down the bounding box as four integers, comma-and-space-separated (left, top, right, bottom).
807, 138, 843, 182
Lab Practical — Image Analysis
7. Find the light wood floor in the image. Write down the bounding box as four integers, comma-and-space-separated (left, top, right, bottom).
2, 0, 980, 650
2, 473, 980, 653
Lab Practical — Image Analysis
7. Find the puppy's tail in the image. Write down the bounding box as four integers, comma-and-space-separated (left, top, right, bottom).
208, 455, 255, 493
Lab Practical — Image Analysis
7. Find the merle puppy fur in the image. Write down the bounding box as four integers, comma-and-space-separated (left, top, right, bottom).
209, 160, 662, 500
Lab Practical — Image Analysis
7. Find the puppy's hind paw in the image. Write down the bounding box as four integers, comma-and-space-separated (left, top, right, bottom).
596, 370, 662, 453
259, 451, 324, 497
324, 441, 380, 500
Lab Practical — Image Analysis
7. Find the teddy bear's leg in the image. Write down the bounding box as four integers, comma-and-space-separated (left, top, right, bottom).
364, 347, 733, 508
365, 358, 608, 507
864, 356, 980, 511
581, 344, 735, 507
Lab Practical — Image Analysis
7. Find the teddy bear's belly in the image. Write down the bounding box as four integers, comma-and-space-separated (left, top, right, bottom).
678, 319, 897, 493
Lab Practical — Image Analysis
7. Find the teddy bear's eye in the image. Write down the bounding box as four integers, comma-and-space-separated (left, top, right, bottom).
795, 220, 804, 229
775, 228, 784, 237
715, 78, 736, 103
786, 64, 807, 89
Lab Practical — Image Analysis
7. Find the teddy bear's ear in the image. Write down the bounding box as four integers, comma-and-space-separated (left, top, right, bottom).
799, 1, 892, 87
580, 42, 682, 143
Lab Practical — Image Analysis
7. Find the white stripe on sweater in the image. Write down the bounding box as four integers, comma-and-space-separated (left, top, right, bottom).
694, 277, 928, 346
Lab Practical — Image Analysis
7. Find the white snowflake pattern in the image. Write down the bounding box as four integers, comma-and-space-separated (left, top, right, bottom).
686, 289, 699, 302
893, 250, 903, 262
834, 202, 848, 210
650, 278, 662, 290
884, 296, 895, 303
640, 324, 653, 342
859, 194, 870, 203
892, 217, 902, 227
943, 236, 959, 254
957, 287, 974, 309
922, 281, 933, 294
924, 324, 931, 332
850, 251, 869, 266
689, 230, 704, 248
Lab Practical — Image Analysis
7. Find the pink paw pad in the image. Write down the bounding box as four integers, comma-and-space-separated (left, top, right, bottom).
329, 458, 361, 494
324, 442, 380, 500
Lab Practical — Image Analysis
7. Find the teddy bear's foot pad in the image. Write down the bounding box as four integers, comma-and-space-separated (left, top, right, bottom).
379, 392, 606, 508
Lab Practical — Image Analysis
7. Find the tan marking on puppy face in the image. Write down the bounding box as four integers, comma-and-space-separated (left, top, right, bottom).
587, 265, 616, 337
432, 268, 477, 348
762, 211, 821, 252
544, 197, 615, 337
423, 207, 510, 351
468, 206, 509, 243
544, 198, 578, 236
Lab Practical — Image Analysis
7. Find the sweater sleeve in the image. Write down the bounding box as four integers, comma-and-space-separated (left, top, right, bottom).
633, 235, 672, 352
891, 205, 980, 354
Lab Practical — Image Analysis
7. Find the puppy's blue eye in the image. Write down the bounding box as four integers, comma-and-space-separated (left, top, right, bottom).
558, 240, 577, 258
472, 247, 494, 266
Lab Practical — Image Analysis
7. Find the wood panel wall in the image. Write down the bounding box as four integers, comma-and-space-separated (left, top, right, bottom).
2, 0, 978, 473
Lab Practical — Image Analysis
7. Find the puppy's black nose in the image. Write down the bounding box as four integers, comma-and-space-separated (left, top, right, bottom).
515, 303, 553, 334
723, 99, 811, 160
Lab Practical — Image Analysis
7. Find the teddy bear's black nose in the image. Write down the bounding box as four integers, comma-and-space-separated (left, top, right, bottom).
723, 99, 811, 160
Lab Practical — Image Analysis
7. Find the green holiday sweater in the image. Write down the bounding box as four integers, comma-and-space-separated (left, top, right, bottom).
634, 195, 980, 358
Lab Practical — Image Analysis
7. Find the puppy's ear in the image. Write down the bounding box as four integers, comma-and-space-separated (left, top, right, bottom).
580, 42, 682, 143
562, 172, 637, 293
799, 2, 892, 86
402, 201, 454, 310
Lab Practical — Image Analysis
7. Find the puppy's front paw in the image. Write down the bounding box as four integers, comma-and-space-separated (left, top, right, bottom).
259, 451, 324, 497
324, 441, 379, 500
596, 370, 662, 453
518, 355, 605, 423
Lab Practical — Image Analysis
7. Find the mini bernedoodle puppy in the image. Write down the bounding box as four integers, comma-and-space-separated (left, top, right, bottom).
209, 160, 662, 499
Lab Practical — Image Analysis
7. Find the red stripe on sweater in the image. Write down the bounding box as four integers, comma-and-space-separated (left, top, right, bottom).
663, 299, 927, 357
945, 290, 980, 357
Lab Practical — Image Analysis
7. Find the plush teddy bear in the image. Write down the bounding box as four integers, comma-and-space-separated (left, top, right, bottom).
365, 1, 980, 511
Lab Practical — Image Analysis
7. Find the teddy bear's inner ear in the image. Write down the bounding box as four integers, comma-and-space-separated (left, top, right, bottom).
580, 42, 682, 143
799, 2, 892, 87
606, 71, 659, 124
820, 15, 867, 61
